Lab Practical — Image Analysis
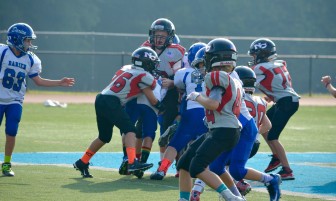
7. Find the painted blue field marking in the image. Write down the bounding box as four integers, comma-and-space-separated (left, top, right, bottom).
1, 152, 335, 198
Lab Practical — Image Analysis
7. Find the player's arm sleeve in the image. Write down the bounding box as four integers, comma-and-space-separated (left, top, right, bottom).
28, 54, 42, 78
195, 87, 223, 111
174, 70, 186, 90
139, 73, 156, 90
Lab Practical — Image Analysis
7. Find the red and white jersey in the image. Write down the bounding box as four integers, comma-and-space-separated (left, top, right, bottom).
244, 93, 267, 129
0, 45, 41, 105
141, 41, 185, 77
204, 71, 243, 129
230, 71, 253, 123
101, 65, 156, 105
252, 60, 300, 102
136, 78, 166, 114
174, 66, 205, 110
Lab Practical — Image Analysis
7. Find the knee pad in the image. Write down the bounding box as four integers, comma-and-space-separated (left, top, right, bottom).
209, 159, 226, 176
209, 163, 226, 176
5, 118, 19, 136
267, 132, 279, 141
176, 149, 193, 171
98, 134, 112, 143
189, 157, 207, 178
229, 165, 248, 181
4, 104, 22, 136
5, 127, 18, 137
249, 140, 260, 159
135, 122, 143, 139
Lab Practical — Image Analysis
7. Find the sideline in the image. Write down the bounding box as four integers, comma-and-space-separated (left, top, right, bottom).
1, 152, 335, 200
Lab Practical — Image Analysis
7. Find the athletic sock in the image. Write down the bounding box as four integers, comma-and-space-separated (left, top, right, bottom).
81, 149, 95, 164
180, 191, 190, 200
192, 178, 206, 192
158, 158, 172, 173
4, 155, 11, 163
229, 185, 241, 196
122, 145, 127, 160
216, 184, 228, 193
260, 172, 274, 183
140, 146, 151, 163
126, 147, 136, 164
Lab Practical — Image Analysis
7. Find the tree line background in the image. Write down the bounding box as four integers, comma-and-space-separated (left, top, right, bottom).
1, 0, 335, 93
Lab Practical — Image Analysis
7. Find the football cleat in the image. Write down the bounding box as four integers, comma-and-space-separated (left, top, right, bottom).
190, 190, 202, 201
133, 170, 144, 179
277, 167, 295, 180
119, 158, 130, 175
127, 159, 153, 172
265, 174, 282, 201
2, 163, 15, 177
73, 159, 93, 178
219, 189, 246, 201
265, 155, 281, 173
236, 179, 252, 196
150, 170, 165, 180
158, 123, 178, 147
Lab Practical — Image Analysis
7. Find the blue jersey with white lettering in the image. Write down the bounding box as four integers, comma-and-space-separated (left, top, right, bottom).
174, 66, 205, 110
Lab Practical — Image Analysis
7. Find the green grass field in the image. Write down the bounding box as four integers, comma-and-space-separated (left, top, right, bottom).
0, 103, 335, 201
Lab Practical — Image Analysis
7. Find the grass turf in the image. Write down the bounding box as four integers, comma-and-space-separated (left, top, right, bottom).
8, 103, 336, 153
0, 103, 335, 201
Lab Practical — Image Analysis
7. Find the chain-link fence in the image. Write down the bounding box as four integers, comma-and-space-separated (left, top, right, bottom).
1, 31, 335, 95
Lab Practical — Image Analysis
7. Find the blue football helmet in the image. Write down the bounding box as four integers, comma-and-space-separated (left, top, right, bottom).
173, 34, 180, 44
191, 47, 206, 69
187, 42, 206, 66
191, 47, 207, 84
7, 23, 37, 53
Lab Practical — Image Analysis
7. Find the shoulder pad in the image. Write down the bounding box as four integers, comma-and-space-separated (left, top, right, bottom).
0, 44, 8, 51
274, 60, 286, 66
167, 44, 186, 55
141, 40, 151, 47
205, 71, 230, 90
28, 51, 36, 57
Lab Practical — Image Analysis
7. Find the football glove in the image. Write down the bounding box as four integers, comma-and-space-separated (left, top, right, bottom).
186, 92, 200, 101
158, 123, 178, 147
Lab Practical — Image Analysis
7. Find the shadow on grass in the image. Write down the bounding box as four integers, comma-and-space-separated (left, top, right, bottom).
62, 173, 179, 193
310, 181, 336, 195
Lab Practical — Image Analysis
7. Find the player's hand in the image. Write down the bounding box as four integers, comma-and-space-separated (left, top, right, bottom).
321, 75, 331, 87
187, 92, 200, 101
161, 78, 174, 88
60, 77, 75, 87
264, 96, 272, 103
